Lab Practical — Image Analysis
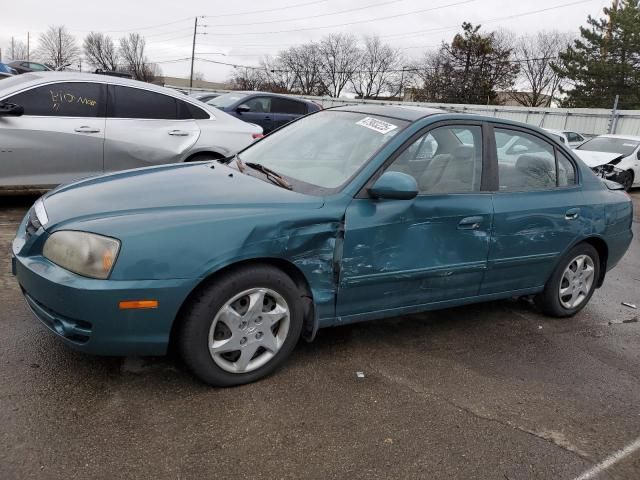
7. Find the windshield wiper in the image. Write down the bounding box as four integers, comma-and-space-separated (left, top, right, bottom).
245, 162, 292, 190
234, 154, 246, 172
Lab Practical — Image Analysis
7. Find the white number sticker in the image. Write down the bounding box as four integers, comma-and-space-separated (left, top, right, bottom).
356, 117, 398, 134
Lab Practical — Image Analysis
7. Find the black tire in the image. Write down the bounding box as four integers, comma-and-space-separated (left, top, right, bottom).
535, 243, 600, 318
177, 265, 303, 387
185, 152, 223, 163
621, 169, 634, 191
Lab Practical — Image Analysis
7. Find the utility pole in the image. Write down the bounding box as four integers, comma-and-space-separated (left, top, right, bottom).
608, 94, 619, 134
603, 0, 620, 58
27, 32, 30, 61
11, 37, 14, 60
189, 17, 198, 89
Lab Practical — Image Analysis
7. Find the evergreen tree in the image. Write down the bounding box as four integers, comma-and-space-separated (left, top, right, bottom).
554, 0, 640, 108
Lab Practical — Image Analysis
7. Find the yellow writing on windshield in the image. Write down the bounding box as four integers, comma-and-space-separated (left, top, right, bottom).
49, 90, 98, 111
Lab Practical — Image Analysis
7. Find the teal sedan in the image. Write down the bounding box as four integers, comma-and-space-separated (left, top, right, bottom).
12, 105, 634, 386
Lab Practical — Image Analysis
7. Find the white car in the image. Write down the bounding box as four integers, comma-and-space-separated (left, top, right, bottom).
543, 128, 586, 148
573, 134, 640, 190
0, 72, 262, 191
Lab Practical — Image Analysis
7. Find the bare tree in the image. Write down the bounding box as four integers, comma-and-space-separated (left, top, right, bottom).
7, 39, 29, 61
193, 71, 205, 81
351, 36, 405, 99
119, 33, 153, 81
228, 67, 267, 90
140, 63, 161, 83
83, 32, 119, 71
509, 31, 572, 107
283, 43, 325, 95
318, 34, 361, 97
37, 25, 79, 69
260, 55, 297, 93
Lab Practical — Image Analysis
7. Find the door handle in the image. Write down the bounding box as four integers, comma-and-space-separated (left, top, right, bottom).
264, 116, 272, 120
168, 130, 190, 136
565, 208, 580, 220
74, 126, 100, 133
458, 216, 484, 230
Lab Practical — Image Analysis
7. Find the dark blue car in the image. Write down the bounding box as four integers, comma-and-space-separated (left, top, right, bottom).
207, 91, 320, 134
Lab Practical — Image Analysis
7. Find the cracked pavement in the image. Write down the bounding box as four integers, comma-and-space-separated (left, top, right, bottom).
0, 192, 639, 479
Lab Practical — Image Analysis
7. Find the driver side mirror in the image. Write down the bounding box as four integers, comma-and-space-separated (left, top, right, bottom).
0, 102, 24, 117
368, 171, 418, 200
236, 104, 251, 113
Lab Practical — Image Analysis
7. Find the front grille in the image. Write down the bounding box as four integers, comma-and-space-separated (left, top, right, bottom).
25, 209, 41, 239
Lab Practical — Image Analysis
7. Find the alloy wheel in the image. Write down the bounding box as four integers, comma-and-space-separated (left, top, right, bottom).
208, 288, 290, 373
558, 254, 595, 309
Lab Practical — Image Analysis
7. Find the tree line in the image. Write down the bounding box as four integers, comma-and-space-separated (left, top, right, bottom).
5, 26, 160, 82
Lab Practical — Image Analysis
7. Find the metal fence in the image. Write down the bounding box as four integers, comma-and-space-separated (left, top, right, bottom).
171, 85, 640, 137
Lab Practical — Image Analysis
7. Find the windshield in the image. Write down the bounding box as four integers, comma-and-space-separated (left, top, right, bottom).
208, 92, 249, 108
237, 110, 408, 193
577, 137, 639, 156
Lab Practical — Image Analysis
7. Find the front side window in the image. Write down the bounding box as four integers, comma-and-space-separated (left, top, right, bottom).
245, 97, 271, 113
496, 129, 556, 191
387, 125, 482, 194
5, 82, 105, 117
237, 111, 407, 192
109, 86, 176, 119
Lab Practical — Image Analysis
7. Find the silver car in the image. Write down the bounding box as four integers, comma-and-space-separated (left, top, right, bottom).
0, 72, 262, 190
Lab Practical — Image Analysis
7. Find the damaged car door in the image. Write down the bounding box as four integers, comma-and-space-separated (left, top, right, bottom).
337, 123, 494, 319
103, 85, 199, 172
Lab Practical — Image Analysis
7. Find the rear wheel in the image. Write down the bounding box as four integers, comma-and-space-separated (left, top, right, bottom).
177, 265, 303, 386
535, 243, 600, 317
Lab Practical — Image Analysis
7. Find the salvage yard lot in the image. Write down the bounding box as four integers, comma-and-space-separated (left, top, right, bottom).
1, 193, 639, 480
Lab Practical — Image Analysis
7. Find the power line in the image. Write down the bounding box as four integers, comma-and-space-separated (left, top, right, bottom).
199, 0, 476, 36
205, 0, 408, 28
204, 0, 330, 18
380, 0, 595, 40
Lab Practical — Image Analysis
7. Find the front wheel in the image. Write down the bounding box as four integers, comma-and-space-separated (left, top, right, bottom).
620, 169, 634, 191
535, 243, 600, 317
177, 265, 304, 386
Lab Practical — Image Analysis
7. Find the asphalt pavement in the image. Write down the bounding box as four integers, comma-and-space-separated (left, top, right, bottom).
1, 193, 639, 480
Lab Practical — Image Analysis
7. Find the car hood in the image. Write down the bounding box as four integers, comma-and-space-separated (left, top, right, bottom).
42, 162, 324, 229
573, 150, 625, 167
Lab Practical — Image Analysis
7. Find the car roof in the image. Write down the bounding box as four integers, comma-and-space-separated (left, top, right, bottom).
229, 91, 319, 105
597, 134, 640, 141
331, 104, 445, 122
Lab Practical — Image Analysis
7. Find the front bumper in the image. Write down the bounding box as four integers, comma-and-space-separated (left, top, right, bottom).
591, 164, 626, 184
12, 228, 197, 356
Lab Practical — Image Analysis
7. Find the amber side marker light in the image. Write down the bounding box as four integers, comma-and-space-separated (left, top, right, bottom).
119, 300, 159, 310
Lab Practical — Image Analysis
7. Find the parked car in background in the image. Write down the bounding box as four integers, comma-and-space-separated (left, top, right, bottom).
0, 63, 17, 79
195, 92, 221, 103
543, 128, 586, 148
0, 72, 262, 190
8, 61, 54, 74
573, 134, 640, 190
207, 91, 321, 134
11, 106, 633, 386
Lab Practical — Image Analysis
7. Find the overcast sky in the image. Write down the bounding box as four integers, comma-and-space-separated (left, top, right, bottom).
3, 0, 609, 84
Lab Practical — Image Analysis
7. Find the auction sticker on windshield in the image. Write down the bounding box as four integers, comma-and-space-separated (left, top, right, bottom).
356, 117, 398, 134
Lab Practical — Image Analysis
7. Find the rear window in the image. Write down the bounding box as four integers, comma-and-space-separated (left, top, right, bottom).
109, 85, 177, 119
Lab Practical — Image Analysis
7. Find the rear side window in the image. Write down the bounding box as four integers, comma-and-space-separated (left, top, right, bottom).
177, 99, 210, 119
6, 82, 106, 117
271, 97, 307, 115
109, 85, 177, 119
557, 151, 577, 186
495, 129, 556, 191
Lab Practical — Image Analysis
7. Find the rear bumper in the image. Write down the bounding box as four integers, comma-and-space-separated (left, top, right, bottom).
12, 249, 197, 356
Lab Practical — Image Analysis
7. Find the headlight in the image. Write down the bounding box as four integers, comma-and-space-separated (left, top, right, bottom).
43, 231, 120, 279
